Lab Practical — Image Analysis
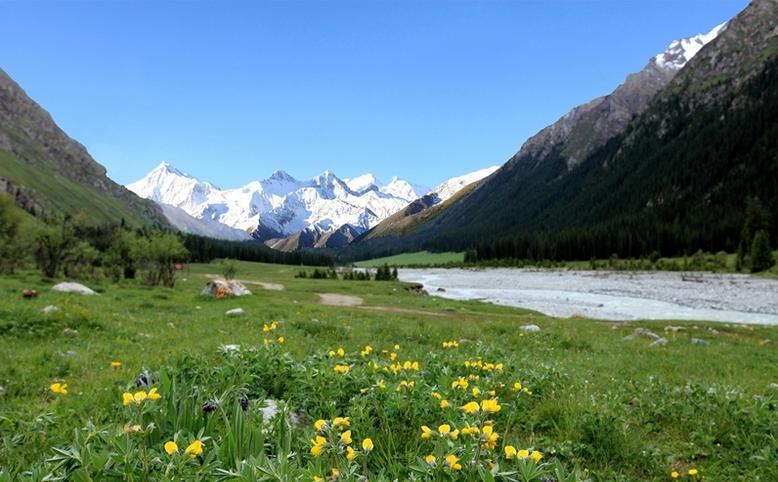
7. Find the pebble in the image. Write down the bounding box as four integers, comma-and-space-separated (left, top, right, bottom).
520, 324, 541, 333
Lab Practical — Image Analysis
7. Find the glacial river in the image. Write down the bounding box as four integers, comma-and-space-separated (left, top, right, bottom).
398, 268, 778, 325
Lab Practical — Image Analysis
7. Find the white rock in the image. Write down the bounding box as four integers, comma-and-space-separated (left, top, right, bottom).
691, 338, 709, 346
624, 328, 660, 341
42, 305, 59, 314
202, 278, 252, 298
226, 308, 245, 316
220, 344, 240, 353
52, 282, 96, 295
62, 328, 79, 337
520, 324, 541, 333
649, 337, 668, 347
260, 399, 278, 422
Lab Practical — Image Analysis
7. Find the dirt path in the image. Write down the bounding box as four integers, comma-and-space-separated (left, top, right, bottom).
204, 274, 285, 291
359, 305, 445, 317
317, 293, 364, 306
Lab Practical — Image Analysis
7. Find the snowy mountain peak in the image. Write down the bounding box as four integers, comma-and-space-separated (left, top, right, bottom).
344, 173, 382, 193
268, 169, 297, 182
654, 22, 727, 71
430, 165, 500, 203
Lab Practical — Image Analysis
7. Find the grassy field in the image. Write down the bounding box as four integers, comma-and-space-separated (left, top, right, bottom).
354, 251, 465, 267
1, 261, 776, 480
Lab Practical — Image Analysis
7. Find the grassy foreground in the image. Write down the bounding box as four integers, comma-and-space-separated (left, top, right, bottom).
0, 261, 776, 481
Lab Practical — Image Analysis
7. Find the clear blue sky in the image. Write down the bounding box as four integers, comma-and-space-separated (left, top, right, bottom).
1, 0, 747, 188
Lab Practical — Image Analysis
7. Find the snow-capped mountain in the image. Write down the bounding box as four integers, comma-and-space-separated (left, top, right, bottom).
127, 162, 429, 243
429, 165, 500, 203
654, 22, 727, 71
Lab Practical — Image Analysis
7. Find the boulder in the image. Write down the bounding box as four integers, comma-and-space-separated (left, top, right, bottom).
226, 308, 245, 316
201, 278, 252, 298
649, 337, 668, 347
52, 282, 96, 296
520, 324, 541, 333
42, 305, 59, 315
623, 328, 660, 341
691, 338, 710, 346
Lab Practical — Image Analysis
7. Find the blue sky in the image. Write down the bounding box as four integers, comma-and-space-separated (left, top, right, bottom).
1, 0, 746, 188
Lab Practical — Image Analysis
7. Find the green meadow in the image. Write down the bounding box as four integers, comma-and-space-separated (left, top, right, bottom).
353, 251, 465, 267
0, 261, 776, 480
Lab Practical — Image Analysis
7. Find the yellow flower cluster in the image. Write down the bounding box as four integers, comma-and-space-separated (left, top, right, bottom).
442, 340, 460, 348
328, 347, 346, 357
122, 387, 161, 406
262, 320, 279, 333
310, 416, 373, 463
464, 358, 504, 372
461, 398, 501, 414
333, 364, 350, 374
262, 320, 285, 345
504, 445, 543, 462
360, 345, 373, 357
389, 360, 420, 374
396, 380, 415, 391
50, 382, 68, 395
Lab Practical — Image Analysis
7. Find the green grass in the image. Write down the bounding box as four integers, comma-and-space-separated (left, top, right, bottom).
354, 251, 465, 267
0, 261, 776, 480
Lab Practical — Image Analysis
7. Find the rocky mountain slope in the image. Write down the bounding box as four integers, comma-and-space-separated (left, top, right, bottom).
0, 68, 167, 226
361, 0, 778, 260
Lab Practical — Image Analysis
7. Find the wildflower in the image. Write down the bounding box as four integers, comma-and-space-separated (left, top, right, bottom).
440, 399, 450, 409
202, 400, 218, 413
431, 391, 442, 399
334, 364, 350, 374
445, 454, 462, 471
517, 449, 529, 460
346, 446, 357, 461
332, 417, 350, 429
133, 391, 148, 403
277, 336, 285, 344
315, 419, 328, 432
122, 392, 134, 406
450, 428, 460, 440
688, 469, 699, 476
361, 345, 372, 357
50, 383, 68, 395
111, 361, 122, 369
185, 439, 203, 458
530, 450, 542, 462
340, 430, 352, 445
452, 377, 469, 390
425, 454, 437, 465
311, 435, 327, 457
480, 398, 501, 414
421, 425, 433, 439
262, 323, 272, 333
396, 380, 415, 391
337, 347, 345, 357
362, 438, 373, 452
239, 394, 249, 411
461, 424, 480, 436
481, 425, 499, 449
438, 424, 451, 435
123, 423, 142, 434
495, 363, 504, 371
504, 445, 517, 459
164, 441, 178, 455
147, 387, 161, 401
314, 477, 324, 482
671, 471, 680, 479
472, 387, 481, 397
394, 344, 400, 350
462, 401, 480, 414
376, 379, 386, 390
331, 468, 339, 478
389, 352, 398, 361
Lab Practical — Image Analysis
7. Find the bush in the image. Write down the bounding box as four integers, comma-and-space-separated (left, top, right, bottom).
750, 230, 775, 272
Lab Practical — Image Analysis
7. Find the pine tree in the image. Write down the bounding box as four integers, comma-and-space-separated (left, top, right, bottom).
750, 230, 775, 273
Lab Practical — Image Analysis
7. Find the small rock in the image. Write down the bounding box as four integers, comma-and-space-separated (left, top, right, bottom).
42, 305, 59, 315
260, 399, 278, 422
520, 324, 541, 333
22, 289, 38, 298
62, 328, 79, 337
649, 337, 668, 347
195, 306, 202, 310
226, 308, 245, 316
65, 350, 77, 357
767, 383, 778, 391
436, 287, 446, 292
691, 338, 709, 346
220, 344, 240, 353
52, 282, 96, 295
664, 325, 686, 334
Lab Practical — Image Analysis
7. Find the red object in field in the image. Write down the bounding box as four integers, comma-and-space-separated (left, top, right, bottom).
22, 289, 38, 298
175, 263, 184, 270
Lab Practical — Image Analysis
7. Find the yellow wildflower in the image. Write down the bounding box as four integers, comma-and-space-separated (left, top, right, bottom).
480, 398, 501, 414
504, 445, 517, 459
517, 449, 529, 460
332, 417, 350, 429
688, 469, 699, 476
340, 430, 352, 445
462, 401, 480, 414
185, 439, 203, 458
337, 347, 345, 357
111, 361, 122, 369
133, 391, 148, 403
421, 425, 433, 439
394, 344, 400, 350
147, 387, 161, 401
671, 471, 680, 479
346, 446, 357, 461
314, 419, 327, 432
530, 450, 542, 462
452, 377, 469, 390
438, 424, 451, 435
440, 399, 450, 409
334, 364, 350, 374
461, 424, 480, 436
445, 454, 462, 471
122, 392, 134, 406
277, 336, 285, 344
50, 383, 68, 395
450, 428, 460, 440
425, 454, 437, 465
472, 387, 481, 397
481, 425, 499, 449
362, 438, 373, 452
164, 441, 178, 455
431, 391, 442, 399
123, 423, 142, 434
377, 379, 386, 390
311, 435, 327, 457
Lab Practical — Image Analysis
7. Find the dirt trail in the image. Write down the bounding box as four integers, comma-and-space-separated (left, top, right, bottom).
317, 293, 364, 306
359, 305, 445, 317
204, 274, 285, 291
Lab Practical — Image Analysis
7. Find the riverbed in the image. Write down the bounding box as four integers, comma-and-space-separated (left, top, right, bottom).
398, 268, 778, 324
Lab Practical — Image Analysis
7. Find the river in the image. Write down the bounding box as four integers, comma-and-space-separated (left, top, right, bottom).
398, 268, 778, 325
